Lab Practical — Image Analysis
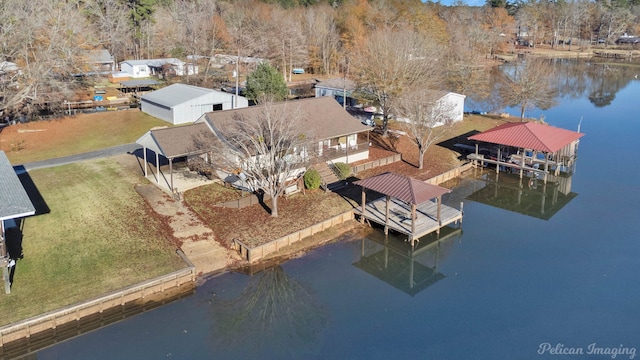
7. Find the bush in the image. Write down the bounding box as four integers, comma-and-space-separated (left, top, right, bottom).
333, 162, 352, 180
304, 169, 321, 190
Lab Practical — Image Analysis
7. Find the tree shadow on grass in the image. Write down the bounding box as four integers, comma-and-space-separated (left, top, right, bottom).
370, 131, 401, 153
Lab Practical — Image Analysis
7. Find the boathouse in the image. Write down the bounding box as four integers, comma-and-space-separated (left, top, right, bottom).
353, 172, 463, 247
467, 122, 584, 183
0, 151, 35, 294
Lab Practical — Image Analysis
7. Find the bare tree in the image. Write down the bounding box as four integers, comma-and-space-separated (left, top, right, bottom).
350, 26, 442, 136
303, 5, 340, 75
393, 89, 457, 169
497, 58, 557, 121
210, 266, 328, 358
211, 98, 315, 218
0, 0, 90, 118
83, 0, 131, 62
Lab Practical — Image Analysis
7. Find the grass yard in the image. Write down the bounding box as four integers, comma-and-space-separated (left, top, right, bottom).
0, 110, 169, 164
0, 156, 185, 326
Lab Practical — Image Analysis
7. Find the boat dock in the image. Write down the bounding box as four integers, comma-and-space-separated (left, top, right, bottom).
353, 197, 463, 244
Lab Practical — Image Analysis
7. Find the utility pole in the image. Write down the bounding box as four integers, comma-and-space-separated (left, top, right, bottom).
234, 47, 240, 109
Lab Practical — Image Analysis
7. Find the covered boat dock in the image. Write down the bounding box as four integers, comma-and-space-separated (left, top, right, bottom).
353, 172, 463, 246
467, 122, 584, 183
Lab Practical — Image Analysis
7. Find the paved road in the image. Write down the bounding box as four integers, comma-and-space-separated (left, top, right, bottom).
20, 143, 140, 171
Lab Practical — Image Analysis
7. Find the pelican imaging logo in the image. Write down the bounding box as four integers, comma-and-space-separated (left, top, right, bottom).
537, 343, 637, 359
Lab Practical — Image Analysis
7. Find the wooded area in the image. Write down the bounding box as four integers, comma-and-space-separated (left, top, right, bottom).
0, 0, 638, 119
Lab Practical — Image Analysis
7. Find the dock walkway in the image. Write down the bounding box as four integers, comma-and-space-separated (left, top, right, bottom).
353, 197, 463, 242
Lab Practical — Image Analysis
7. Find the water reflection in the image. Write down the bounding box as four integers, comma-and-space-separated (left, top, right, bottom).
468, 59, 640, 112
353, 227, 461, 297
208, 265, 328, 359
464, 170, 577, 220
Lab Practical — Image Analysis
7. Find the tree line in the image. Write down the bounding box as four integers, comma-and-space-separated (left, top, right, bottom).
0, 0, 638, 119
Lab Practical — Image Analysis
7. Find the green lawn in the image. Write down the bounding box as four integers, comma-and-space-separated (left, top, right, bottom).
0, 157, 185, 326
1, 110, 170, 165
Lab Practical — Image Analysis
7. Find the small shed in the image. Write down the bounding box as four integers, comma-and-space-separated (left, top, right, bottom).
0, 151, 35, 294
141, 84, 249, 125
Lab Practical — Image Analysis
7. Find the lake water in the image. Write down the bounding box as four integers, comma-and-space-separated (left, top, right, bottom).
36, 61, 640, 360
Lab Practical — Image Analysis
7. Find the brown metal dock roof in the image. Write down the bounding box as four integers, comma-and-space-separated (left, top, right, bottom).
353, 172, 451, 205
468, 122, 584, 153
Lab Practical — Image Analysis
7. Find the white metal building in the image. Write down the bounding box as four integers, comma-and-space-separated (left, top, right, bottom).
120, 58, 198, 78
141, 84, 249, 125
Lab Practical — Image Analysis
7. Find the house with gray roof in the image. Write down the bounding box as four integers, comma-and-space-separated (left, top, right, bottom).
141, 84, 249, 125
83, 49, 115, 73
315, 78, 358, 107
197, 96, 372, 165
136, 97, 372, 193
0, 151, 35, 294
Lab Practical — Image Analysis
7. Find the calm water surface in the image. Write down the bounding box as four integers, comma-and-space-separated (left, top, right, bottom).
37, 67, 640, 360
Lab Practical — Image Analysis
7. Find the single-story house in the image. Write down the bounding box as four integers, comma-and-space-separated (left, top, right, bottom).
136, 96, 372, 192
120, 58, 198, 78
197, 96, 372, 165
314, 78, 358, 107
83, 49, 115, 73
0, 151, 35, 294
141, 84, 249, 125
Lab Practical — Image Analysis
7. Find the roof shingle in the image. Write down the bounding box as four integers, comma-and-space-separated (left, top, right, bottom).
0, 151, 35, 221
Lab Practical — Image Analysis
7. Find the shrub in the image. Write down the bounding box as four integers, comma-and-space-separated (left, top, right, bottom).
304, 169, 321, 190
333, 162, 352, 180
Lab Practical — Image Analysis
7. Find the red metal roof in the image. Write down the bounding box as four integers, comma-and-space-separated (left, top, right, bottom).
468, 122, 584, 153
353, 172, 451, 205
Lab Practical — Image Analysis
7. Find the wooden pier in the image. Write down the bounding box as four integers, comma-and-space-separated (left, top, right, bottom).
353, 197, 463, 244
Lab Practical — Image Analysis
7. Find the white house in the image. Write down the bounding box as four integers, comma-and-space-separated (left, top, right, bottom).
120, 58, 198, 78
141, 84, 249, 125
395, 90, 466, 124
435, 91, 466, 122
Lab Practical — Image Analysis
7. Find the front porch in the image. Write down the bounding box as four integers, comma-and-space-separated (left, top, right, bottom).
318, 132, 370, 164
